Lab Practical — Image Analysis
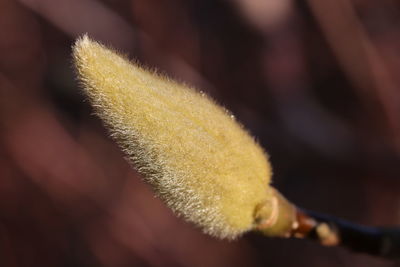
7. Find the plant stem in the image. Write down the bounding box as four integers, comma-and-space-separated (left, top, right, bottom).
292, 209, 400, 259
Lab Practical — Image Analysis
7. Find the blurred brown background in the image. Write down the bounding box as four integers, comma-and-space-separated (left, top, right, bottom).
1, 0, 400, 266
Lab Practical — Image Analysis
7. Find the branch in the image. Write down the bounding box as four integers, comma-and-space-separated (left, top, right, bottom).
292, 209, 400, 259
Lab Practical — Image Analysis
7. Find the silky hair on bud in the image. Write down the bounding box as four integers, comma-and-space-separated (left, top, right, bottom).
73, 35, 273, 239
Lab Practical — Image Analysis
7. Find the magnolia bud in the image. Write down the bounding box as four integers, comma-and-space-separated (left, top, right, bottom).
72, 36, 289, 239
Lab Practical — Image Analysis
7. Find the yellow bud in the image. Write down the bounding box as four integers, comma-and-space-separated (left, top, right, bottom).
73, 35, 273, 239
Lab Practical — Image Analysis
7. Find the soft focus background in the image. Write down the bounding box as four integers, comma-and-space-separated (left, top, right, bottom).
1, 0, 400, 266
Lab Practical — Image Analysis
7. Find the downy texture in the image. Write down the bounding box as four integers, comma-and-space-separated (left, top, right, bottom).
73, 35, 272, 239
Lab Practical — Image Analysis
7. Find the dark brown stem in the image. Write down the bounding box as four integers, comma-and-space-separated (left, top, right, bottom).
292, 209, 400, 259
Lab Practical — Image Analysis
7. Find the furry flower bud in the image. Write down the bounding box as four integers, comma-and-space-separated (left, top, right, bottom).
73, 36, 274, 239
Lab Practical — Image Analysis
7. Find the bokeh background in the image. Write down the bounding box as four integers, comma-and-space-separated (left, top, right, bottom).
1, 0, 400, 266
